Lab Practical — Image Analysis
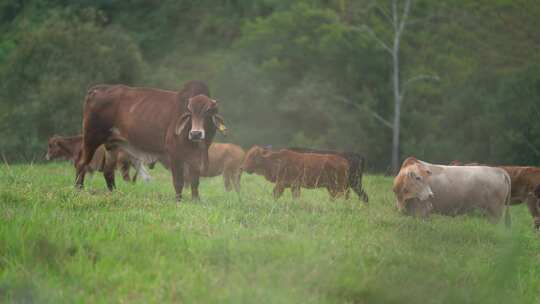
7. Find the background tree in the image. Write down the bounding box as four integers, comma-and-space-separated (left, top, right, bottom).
0, 0, 538, 170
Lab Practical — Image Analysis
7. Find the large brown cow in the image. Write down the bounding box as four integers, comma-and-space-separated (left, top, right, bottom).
394, 157, 511, 223
449, 161, 540, 229
241, 146, 349, 200
76, 81, 225, 201
46, 135, 149, 183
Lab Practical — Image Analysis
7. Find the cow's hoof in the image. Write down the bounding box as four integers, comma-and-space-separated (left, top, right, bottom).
534, 217, 540, 231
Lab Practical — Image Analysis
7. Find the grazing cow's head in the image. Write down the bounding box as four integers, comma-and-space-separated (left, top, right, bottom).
175, 94, 226, 142
46, 136, 71, 160
393, 158, 434, 214
241, 146, 272, 174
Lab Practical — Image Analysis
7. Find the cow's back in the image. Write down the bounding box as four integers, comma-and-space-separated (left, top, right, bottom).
283, 152, 348, 189
499, 166, 540, 200
427, 165, 510, 215
84, 85, 181, 153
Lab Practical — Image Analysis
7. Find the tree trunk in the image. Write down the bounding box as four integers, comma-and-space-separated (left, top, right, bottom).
391, 0, 403, 174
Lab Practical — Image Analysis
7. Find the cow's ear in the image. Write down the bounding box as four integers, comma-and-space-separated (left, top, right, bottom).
212, 114, 227, 135
175, 113, 191, 136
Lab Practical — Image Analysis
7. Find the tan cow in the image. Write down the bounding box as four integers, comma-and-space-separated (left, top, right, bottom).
394, 157, 511, 223
241, 146, 349, 200
183, 143, 245, 192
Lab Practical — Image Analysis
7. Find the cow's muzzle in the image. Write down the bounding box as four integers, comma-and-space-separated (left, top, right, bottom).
189, 130, 205, 141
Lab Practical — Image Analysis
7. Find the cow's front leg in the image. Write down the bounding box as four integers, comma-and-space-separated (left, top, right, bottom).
273, 183, 285, 200
170, 157, 185, 202
189, 164, 201, 201
525, 193, 540, 230
291, 185, 301, 199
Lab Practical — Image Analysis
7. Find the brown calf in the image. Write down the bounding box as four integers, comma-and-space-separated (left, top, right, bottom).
183, 143, 245, 193
241, 146, 349, 200
46, 135, 144, 183
499, 166, 540, 229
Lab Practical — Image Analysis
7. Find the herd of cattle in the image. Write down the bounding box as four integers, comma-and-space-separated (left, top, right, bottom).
44, 80, 540, 229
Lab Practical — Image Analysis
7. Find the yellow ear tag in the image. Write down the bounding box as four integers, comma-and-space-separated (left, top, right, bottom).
218, 124, 227, 132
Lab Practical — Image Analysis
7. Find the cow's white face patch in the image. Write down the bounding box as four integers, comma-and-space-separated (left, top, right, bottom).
405, 170, 434, 201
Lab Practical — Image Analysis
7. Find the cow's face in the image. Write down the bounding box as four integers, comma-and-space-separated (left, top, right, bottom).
241, 146, 268, 174
403, 198, 434, 218
393, 165, 434, 209
175, 95, 226, 142
46, 137, 69, 160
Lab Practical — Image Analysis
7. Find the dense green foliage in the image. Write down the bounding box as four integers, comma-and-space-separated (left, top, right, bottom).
1, 163, 539, 303
0, 0, 539, 170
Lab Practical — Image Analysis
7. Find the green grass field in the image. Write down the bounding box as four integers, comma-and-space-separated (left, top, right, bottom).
1, 163, 539, 303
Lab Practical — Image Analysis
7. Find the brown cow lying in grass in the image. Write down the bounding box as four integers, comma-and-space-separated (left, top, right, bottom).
46, 135, 150, 183
449, 161, 540, 229
241, 146, 349, 200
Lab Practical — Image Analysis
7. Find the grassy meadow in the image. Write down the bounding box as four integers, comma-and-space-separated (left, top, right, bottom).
0, 162, 539, 303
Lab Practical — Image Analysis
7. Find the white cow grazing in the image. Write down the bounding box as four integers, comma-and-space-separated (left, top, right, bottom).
393, 157, 512, 224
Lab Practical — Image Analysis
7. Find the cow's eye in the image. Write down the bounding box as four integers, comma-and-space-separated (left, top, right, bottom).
415, 176, 421, 181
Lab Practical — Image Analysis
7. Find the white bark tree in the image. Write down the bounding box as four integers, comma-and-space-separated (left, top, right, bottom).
353, 0, 438, 173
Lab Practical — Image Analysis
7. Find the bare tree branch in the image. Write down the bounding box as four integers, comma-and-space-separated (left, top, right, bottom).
400, 74, 439, 98
375, 4, 393, 24
337, 96, 393, 129
392, 0, 398, 32
403, 74, 440, 87
368, 109, 394, 129
397, 0, 412, 37
351, 25, 392, 53
407, 13, 441, 27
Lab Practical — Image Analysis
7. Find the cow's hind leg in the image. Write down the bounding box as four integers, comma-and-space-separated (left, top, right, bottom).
525, 193, 540, 230
120, 159, 131, 182
102, 149, 117, 191
327, 187, 338, 201
75, 138, 100, 189
223, 170, 233, 192
232, 169, 242, 193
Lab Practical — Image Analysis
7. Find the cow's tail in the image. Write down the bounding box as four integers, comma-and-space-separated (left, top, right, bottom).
503, 173, 512, 228
356, 157, 369, 203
